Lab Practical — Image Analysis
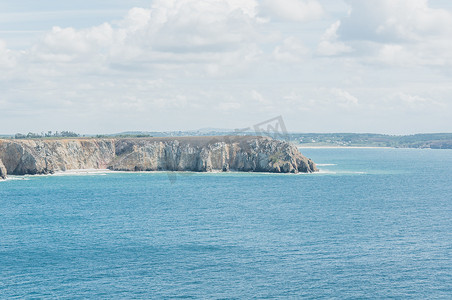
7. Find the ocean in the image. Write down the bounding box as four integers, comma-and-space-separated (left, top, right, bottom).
1, 148, 451, 298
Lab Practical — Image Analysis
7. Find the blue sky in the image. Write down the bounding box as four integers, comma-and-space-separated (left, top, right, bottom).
1, 0, 452, 134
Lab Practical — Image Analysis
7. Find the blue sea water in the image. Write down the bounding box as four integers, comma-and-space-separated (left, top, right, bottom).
0, 148, 451, 299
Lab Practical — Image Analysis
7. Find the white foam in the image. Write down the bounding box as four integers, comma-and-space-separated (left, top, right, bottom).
317, 170, 337, 174
53, 169, 112, 176
1, 176, 30, 181
298, 146, 393, 149
315, 168, 366, 175
316, 163, 337, 166
1, 168, 322, 181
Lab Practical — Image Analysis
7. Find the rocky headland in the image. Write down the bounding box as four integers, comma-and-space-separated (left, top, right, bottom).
0, 136, 317, 179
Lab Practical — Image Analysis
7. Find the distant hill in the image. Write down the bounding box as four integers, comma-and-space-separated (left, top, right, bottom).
289, 133, 452, 149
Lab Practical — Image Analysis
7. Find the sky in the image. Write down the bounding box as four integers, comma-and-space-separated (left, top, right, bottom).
1, 0, 452, 134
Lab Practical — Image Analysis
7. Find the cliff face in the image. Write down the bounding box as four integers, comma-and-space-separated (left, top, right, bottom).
0, 139, 115, 176
0, 159, 6, 179
0, 136, 317, 179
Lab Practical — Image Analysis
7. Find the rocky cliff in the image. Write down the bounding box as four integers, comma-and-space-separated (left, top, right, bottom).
0, 158, 6, 180
0, 136, 317, 179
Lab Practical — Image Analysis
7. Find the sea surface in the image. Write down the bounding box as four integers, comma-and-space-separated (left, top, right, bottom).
1, 148, 451, 298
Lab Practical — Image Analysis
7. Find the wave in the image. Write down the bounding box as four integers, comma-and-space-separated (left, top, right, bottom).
316, 163, 337, 166
1, 176, 31, 181
316, 169, 366, 175
53, 169, 112, 176
2, 169, 321, 182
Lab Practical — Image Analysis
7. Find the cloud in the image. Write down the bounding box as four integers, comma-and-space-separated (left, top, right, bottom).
260, 0, 324, 22
0, 40, 15, 69
317, 20, 352, 56
273, 37, 309, 62
340, 0, 452, 42
375, 40, 452, 68
330, 88, 359, 107
390, 92, 445, 111
143, 0, 259, 53
28, 0, 262, 67
1, 0, 451, 134
328, 0, 452, 69
33, 23, 114, 62
281, 87, 359, 112
0, 0, 267, 130
117, 7, 152, 32
251, 90, 266, 103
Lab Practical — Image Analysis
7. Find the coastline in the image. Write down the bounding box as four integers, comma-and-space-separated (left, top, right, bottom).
298, 146, 394, 149
0, 169, 318, 182
53, 169, 113, 175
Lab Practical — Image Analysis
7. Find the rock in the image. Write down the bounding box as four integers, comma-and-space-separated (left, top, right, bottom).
222, 163, 229, 172
0, 136, 318, 176
0, 159, 6, 179
107, 136, 317, 173
0, 139, 116, 175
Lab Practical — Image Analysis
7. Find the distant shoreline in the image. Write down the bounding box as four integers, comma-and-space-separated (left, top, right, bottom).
298, 146, 394, 149
2, 131, 452, 149
297, 145, 452, 149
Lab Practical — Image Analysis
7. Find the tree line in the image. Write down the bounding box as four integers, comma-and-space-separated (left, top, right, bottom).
14, 131, 80, 139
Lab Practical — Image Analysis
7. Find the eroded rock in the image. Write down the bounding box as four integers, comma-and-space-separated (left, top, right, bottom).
0, 159, 6, 179
0, 136, 318, 176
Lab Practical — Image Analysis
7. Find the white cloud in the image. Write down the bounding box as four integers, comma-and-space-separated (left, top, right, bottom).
280, 88, 359, 112
317, 20, 352, 56
251, 90, 266, 103
375, 39, 452, 68
273, 37, 309, 62
390, 92, 445, 111
33, 23, 114, 62
117, 7, 152, 32
28, 0, 262, 68
376, 44, 418, 66
331, 0, 452, 68
340, 0, 452, 42
0, 40, 15, 68
331, 88, 359, 107
142, 0, 260, 53
151, 2, 258, 61
260, 0, 324, 22
375, 0, 452, 41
